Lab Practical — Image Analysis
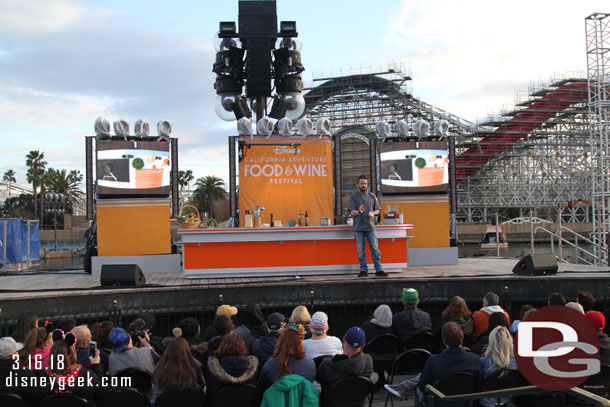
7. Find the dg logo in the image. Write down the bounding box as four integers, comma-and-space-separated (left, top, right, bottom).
514, 305, 600, 391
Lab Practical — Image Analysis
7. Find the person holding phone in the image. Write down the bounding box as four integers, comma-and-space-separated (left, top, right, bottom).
73, 325, 108, 373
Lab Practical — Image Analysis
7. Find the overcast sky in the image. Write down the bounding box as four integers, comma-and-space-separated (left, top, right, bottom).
0, 0, 607, 188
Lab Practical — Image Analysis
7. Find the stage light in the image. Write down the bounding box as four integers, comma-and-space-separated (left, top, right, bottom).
157, 120, 172, 141
296, 117, 313, 137
279, 21, 297, 36
395, 120, 409, 137
134, 119, 149, 140
315, 118, 331, 137
219, 21, 237, 37
434, 120, 449, 137
237, 117, 252, 137
233, 96, 252, 120
94, 116, 111, 141
413, 119, 430, 139
376, 121, 390, 139
257, 116, 274, 138
113, 119, 129, 141
277, 117, 293, 136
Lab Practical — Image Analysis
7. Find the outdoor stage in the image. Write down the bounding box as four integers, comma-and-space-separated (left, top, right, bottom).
1, 257, 610, 321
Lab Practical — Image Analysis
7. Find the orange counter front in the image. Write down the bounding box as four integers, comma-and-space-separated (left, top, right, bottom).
179, 225, 413, 278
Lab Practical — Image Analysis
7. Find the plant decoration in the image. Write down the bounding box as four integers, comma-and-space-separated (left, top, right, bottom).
414, 157, 427, 169
280, 322, 306, 340
132, 158, 145, 169
177, 212, 200, 224
206, 218, 218, 228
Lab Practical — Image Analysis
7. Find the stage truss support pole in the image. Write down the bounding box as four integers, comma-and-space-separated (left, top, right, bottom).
586, 12, 610, 265
229, 136, 238, 221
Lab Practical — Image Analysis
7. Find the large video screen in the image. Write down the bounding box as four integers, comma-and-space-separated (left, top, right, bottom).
380, 141, 449, 194
96, 140, 171, 197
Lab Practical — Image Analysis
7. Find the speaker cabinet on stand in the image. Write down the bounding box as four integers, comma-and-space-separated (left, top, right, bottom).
100, 264, 146, 286
512, 254, 558, 276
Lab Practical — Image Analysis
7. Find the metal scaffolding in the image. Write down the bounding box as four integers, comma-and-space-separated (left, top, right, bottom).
586, 12, 610, 265
304, 63, 593, 227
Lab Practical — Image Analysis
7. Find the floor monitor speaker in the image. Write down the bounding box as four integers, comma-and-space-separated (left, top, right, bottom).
100, 264, 146, 286
512, 254, 558, 276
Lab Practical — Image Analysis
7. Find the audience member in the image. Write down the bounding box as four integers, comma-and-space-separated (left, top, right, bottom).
290, 305, 313, 339
260, 373, 319, 407
385, 322, 479, 403
509, 304, 534, 334
259, 323, 316, 391
207, 315, 235, 355
473, 312, 509, 356
135, 312, 166, 355
173, 317, 208, 366
578, 291, 596, 313
361, 304, 394, 341
234, 303, 269, 354
302, 311, 343, 359
479, 326, 517, 407
43, 333, 104, 404
316, 327, 373, 396
566, 302, 585, 314
392, 288, 432, 344
73, 324, 108, 372
11, 311, 38, 345
203, 304, 238, 341
151, 337, 205, 404
472, 292, 510, 343
253, 312, 286, 366
548, 292, 567, 306
0, 336, 48, 405
90, 321, 114, 354
440, 296, 473, 336
206, 334, 258, 403
19, 326, 53, 370
56, 319, 77, 334
107, 327, 159, 376
585, 311, 610, 365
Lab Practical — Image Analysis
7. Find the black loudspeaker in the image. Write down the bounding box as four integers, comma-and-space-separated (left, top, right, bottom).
512, 254, 558, 276
100, 264, 146, 286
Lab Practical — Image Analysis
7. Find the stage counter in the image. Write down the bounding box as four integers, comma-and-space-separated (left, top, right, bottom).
179, 225, 413, 278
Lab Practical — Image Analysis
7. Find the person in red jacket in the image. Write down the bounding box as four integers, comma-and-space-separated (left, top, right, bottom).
472, 292, 510, 343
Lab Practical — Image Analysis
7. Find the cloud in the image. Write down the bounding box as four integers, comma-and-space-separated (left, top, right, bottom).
0, 0, 88, 36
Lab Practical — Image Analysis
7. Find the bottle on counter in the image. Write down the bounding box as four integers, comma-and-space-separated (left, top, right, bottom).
270, 213, 274, 227
305, 210, 309, 226
298, 209, 303, 226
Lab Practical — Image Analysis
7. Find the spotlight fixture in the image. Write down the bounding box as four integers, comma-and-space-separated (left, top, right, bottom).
157, 120, 172, 142
213, 2, 306, 122
134, 119, 149, 140
314, 118, 331, 137
237, 117, 253, 137
277, 117, 293, 136
112, 119, 129, 141
94, 116, 111, 141
434, 120, 449, 138
296, 117, 313, 138
395, 120, 409, 137
257, 116, 274, 138
413, 119, 430, 139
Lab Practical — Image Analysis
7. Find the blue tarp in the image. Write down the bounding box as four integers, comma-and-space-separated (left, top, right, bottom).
0, 219, 40, 264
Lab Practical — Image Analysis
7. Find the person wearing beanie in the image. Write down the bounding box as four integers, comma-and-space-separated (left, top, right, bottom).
173, 317, 208, 367
361, 304, 394, 342
392, 288, 432, 346
107, 327, 159, 377
585, 310, 610, 365
253, 312, 286, 366
316, 326, 373, 400
203, 305, 238, 341
303, 311, 343, 359
472, 292, 510, 343
0, 336, 48, 405
234, 303, 269, 354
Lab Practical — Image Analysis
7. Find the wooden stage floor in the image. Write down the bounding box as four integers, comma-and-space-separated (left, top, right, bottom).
0, 257, 608, 300
1, 257, 609, 320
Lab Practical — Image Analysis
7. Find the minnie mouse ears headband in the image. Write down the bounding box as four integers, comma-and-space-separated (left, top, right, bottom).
52, 329, 76, 347
44, 321, 54, 334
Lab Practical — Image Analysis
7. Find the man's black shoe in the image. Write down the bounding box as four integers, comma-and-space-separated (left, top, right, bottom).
375, 270, 389, 277
358, 271, 368, 277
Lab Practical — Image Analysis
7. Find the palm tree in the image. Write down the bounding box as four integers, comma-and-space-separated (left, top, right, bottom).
178, 169, 194, 191
192, 175, 226, 219
2, 169, 16, 198
25, 150, 47, 221
45, 168, 85, 210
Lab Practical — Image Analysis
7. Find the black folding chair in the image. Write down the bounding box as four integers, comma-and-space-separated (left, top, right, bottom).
114, 368, 153, 396
363, 333, 398, 375
0, 393, 29, 407
479, 368, 526, 407
314, 354, 335, 369
320, 376, 374, 407
384, 348, 432, 407
402, 332, 435, 353
427, 371, 479, 407
212, 383, 262, 407
156, 387, 206, 407
97, 387, 150, 407
38, 394, 89, 407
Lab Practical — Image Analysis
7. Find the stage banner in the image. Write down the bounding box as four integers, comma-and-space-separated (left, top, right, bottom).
239, 135, 333, 227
